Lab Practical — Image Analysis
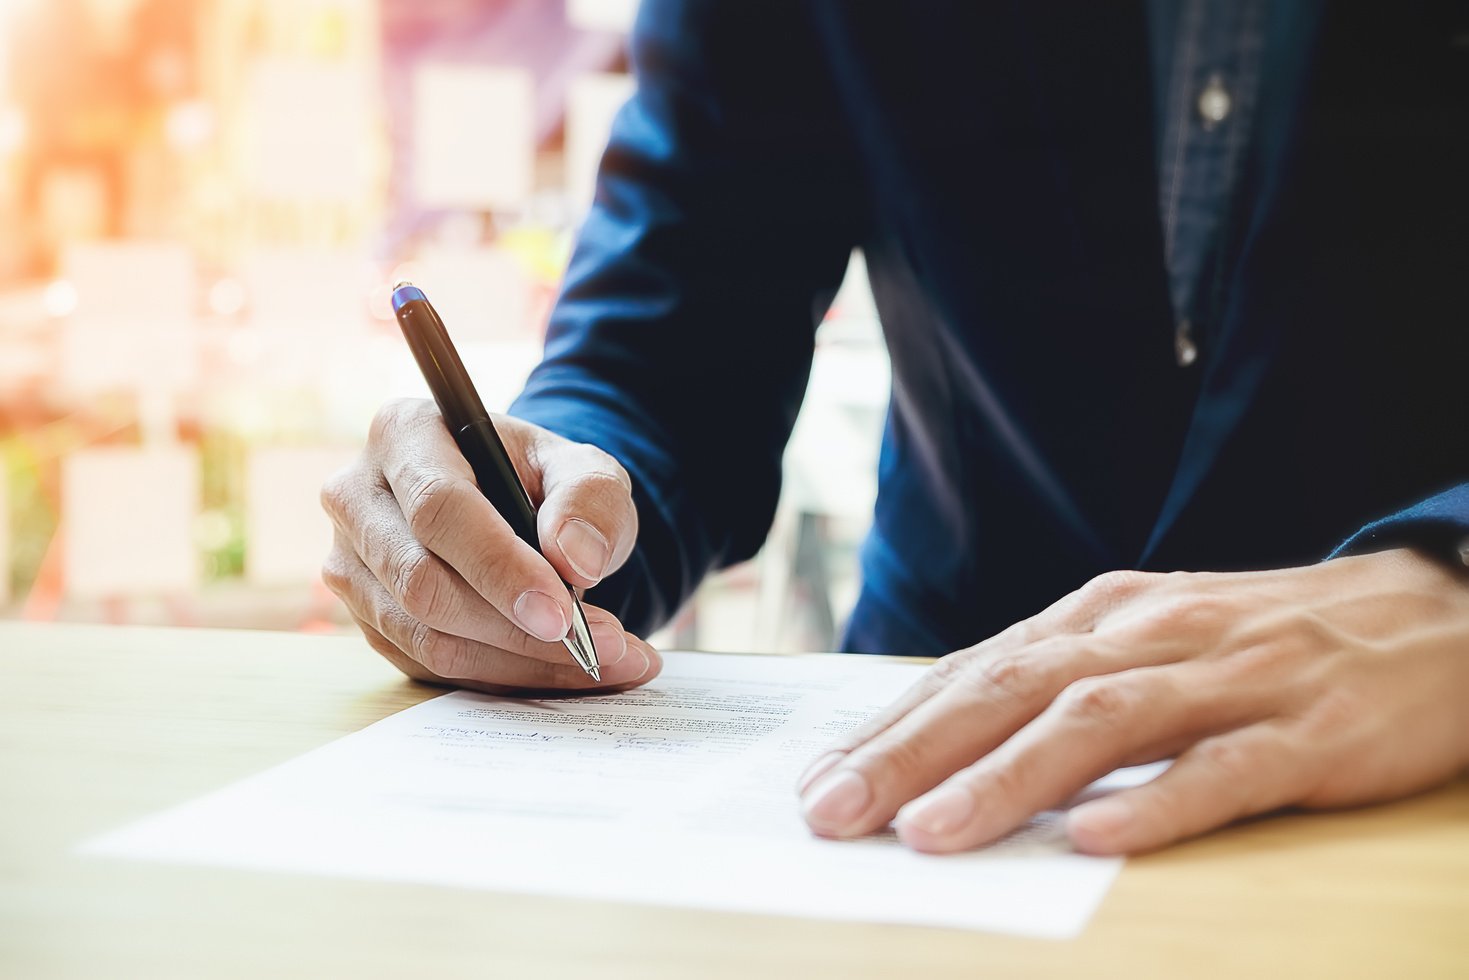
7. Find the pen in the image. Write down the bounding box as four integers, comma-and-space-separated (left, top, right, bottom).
390, 282, 601, 682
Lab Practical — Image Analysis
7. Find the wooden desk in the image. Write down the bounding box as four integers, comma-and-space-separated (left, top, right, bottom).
2, 623, 1465, 979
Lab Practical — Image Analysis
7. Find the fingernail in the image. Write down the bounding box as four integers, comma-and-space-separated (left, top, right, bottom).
897, 784, 975, 837
557, 518, 611, 582
514, 590, 568, 642
1068, 796, 1132, 846
589, 622, 627, 667
600, 643, 650, 685
797, 751, 846, 794
802, 770, 871, 831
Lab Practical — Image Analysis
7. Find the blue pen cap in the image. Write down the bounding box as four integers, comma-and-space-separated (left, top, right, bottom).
391, 282, 427, 313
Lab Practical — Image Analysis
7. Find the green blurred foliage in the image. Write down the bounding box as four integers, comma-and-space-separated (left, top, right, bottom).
2, 436, 58, 600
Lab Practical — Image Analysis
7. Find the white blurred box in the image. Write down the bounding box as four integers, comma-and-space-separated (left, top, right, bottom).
62, 447, 200, 598
241, 248, 369, 323
412, 65, 534, 211
58, 242, 198, 392
566, 0, 639, 32
244, 59, 374, 201
237, 248, 373, 386
410, 246, 532, 341
245, 447, 358, 587
566, 72, 635, 211
62, 241, 194, 322
237, 245, 370, 326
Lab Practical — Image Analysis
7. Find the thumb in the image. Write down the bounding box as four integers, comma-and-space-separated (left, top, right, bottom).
500, 417, 638, 589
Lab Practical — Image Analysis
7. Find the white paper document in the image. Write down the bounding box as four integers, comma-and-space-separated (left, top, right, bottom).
83, 652, 1161, 939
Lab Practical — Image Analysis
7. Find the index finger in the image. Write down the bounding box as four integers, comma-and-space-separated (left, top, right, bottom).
796, 570, 1157, 792
892, 662, 1268, 852
800, 633, 1148, 838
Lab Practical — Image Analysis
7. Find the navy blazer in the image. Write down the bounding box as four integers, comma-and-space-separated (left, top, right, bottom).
511, 1, 1469, 656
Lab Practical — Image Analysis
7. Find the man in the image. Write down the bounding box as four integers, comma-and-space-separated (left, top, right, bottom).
322, 1, 1469, 856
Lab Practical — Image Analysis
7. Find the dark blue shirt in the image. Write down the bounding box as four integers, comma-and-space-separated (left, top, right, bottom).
511, 2, 1469, 656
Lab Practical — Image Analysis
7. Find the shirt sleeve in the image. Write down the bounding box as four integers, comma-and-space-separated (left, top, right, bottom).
1329, 484, 1469, 569
509, 0, 864, 635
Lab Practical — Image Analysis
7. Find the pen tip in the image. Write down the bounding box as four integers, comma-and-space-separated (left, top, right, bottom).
588, 666, 602, 683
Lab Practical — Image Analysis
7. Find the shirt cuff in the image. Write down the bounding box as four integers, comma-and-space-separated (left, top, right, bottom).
1329, 484, 1469, 571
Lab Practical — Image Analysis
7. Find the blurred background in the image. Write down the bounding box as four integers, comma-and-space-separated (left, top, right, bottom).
0, 0, 888, 653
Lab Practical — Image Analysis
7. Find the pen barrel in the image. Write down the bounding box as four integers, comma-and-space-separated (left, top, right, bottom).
453, 417, 541, 550
396, 300, 490, 425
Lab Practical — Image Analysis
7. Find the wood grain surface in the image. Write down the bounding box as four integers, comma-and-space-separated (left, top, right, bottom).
1, 622, 1465, 979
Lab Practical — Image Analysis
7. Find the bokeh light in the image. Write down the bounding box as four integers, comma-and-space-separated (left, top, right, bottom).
43, 279, 78, 317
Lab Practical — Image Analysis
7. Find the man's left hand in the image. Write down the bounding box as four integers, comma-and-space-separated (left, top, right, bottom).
797, 549, 1469, 854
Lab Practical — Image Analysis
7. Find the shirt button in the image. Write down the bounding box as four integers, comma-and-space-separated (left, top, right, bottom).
1197, 74, 1232, 129
1174, 318, 1198, 367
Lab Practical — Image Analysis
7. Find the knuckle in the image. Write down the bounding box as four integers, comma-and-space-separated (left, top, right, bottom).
927, 649, 976, 688
433, 646, 478, 682
431, 640, 481, 682
408, 621, 438, 669
1057, 677, 1135, 729
402, 474, 462, 542
970, 653, 1041, 702
1140, 593, 1229, 638
514, 421, 550, 471
901, 655, 967, 708
984, 758, 1029, 805
1196, 737, 1256, 783
538, 438, 634, 502
392, 547, 445, 622
318, 467, 353, 520
409, 623, 458, 678
1227, 640, 1303, 679
369, 398, 430, 446
589, 445, 633, 493
558, 468, 634, 516
1080, 569, 1152, 609
1158, 568, 1202, 588
461, 546, 519, 604
318, 470, 346, 517
319, 554, 352, 598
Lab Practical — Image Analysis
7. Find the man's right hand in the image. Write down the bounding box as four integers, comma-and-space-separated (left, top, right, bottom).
321, 398, 661, 694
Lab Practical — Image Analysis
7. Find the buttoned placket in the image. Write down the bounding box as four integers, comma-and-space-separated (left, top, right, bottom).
1151, 0, 1268, 368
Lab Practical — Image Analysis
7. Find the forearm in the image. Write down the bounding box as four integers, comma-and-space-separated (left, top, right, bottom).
509, 0, 865, 634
